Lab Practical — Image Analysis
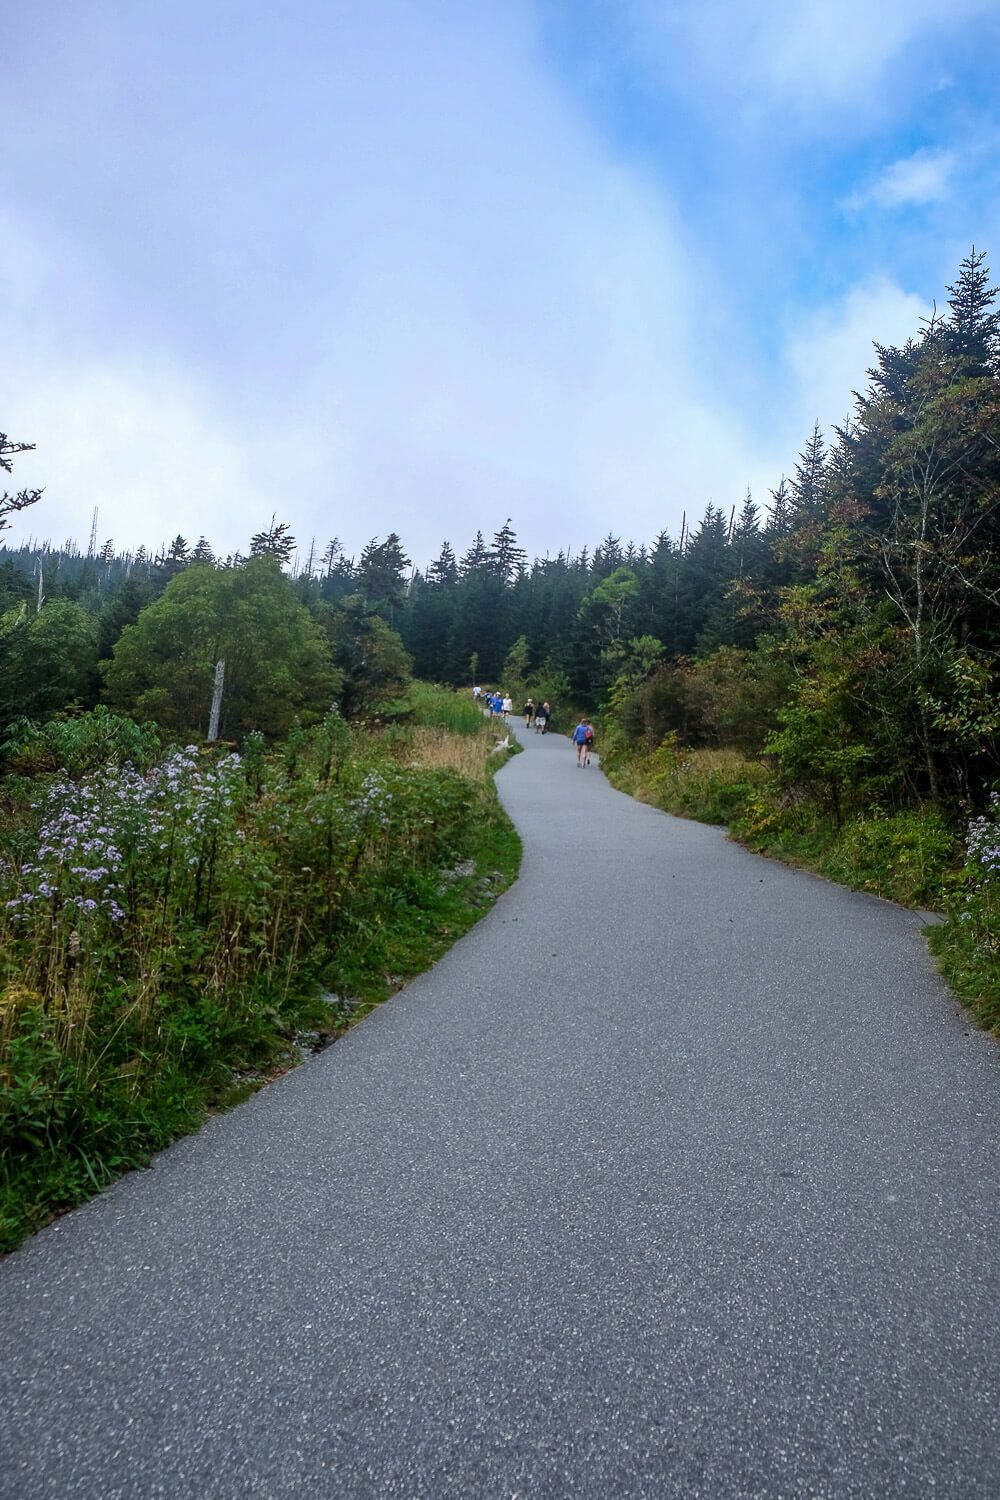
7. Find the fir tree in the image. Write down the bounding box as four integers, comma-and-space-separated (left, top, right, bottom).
249, 518, 296, 565
489, 519, 526, 583
356, 534, 411, 617
321, 538, 343, 577
428, 541, 458, 586
459, 531, 490, 576
0, 432, 44, 533
945, 246, 1000, 375
790, 423, 827, 518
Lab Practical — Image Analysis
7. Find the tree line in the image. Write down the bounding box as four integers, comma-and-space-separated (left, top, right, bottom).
2, 249, 999, 815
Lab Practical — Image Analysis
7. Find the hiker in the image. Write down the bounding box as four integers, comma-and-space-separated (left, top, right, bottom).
523, 697, 535, 727
583, 719, 595, 767
535, 700, 550, 734
502, 694, 513, 723
571, 717, 589, 766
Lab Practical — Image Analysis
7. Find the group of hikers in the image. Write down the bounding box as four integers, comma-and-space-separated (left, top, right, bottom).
473, 687, 552, 733
473, 687, 513, 721
472, 686, 596, 765
521, 698, 551, 734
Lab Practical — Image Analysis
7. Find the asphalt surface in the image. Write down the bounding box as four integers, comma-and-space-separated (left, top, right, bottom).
1, 721, 998, 1499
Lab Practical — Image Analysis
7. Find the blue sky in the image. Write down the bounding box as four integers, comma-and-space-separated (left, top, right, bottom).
3, 0, 999, 572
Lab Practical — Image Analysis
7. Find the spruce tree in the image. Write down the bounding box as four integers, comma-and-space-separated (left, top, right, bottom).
428, 541, 458, 586
459, 531, 490, 575
790, 423, 827, 518
489, 520, 526, 583
945, 247, 1000, 375
249, 519, 296, 565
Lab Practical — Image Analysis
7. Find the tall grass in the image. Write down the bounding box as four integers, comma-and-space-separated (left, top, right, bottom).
406, 681, 488, 736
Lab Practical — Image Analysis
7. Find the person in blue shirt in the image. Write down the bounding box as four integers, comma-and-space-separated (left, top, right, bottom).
571, 718, 595, 766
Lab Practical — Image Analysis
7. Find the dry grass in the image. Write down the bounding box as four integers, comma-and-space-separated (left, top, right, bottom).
406, 725, 498, 781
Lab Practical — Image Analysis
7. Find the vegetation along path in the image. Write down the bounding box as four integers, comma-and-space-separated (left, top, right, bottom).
1, 721, 998, 1500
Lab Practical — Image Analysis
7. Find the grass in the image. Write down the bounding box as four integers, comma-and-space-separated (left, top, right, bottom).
404, 681, 489, 736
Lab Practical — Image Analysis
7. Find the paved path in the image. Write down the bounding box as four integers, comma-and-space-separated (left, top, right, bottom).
1, 724, 998, 1499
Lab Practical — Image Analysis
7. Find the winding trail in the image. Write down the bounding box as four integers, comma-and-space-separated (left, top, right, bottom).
1, 723, 998, 1499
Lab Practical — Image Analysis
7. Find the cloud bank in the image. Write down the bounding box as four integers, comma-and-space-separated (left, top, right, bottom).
2, 0, 995, 569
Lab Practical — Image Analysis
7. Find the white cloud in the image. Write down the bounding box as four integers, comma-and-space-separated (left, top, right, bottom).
0, 353, 276, 557
0, 6, 768, 564
781, 276, 930, 443
846, 149, 957, 211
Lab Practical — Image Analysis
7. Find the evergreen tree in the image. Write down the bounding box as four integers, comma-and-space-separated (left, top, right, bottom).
591, 534, 623, 577
321, 538, 343, 577
945, 247, 1000, 375
489, 519, 526, 583
355, 533, 411, 620
459, 531, 490, 575
427, 541, 458, 586
789, 422, 827, 518
766, 477, 793, 535
249, 518, 296, 565
0, 432, 44, 533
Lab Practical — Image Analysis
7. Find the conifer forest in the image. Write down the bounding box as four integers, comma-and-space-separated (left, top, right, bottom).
1, 252, 998, 1245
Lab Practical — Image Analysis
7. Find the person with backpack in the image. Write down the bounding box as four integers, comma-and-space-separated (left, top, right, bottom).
582, 719, 595, 767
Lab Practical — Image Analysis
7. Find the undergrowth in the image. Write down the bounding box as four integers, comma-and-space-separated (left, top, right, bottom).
0, 690, 520, 1251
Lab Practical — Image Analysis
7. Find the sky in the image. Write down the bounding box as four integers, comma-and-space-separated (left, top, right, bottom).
3, 0, 1000, 573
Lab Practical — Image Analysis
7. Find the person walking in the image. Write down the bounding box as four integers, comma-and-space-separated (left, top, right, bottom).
502, 694, 512, 723
535, 701, 550, 734
582, 718, 595, 767
571, 717, 589, 766
523, 697, 535, 728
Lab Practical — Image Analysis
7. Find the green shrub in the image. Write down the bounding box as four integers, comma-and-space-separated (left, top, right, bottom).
818, 809, 957, 906
1, 706, 161, 776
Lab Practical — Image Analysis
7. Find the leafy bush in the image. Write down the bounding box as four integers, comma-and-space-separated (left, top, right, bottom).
819, 809, 957, 906
1, 706, 161, 777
